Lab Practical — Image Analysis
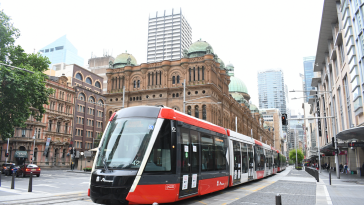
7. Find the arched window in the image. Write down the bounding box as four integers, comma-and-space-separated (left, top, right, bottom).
195, 105, 199, 118
176, 93, 179, 97
86, 77, 92, 84
177, 75, 180, 84
202, 66, 205, 80
95, 81, 101, 88
187, 106, 191, 115
172, 93, 175, 98
78, 93, 85, 101
202, 105, 207, 120
76, 73, 82, 80
88, 96, 95, 103
133, 81, 136, 88
189, 68, 191, 81
198, 67, 200, 81
98, 99, 104, 106
172, 76, 176, 84
137, 80, 140, 88
109, 111, 112, 119
193, 67, 196, 81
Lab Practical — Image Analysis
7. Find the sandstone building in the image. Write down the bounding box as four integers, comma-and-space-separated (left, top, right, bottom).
103, 40, 274, 145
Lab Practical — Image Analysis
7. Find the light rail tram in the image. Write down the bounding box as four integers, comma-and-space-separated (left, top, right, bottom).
88, 106, 286, 205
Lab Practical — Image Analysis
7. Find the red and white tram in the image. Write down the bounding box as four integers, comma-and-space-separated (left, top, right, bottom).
89, 106, 286, 205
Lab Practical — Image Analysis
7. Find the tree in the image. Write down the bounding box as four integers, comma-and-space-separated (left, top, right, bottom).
93, 132, 103, 148
0, 9, 53, 140
289, 149, 304, 164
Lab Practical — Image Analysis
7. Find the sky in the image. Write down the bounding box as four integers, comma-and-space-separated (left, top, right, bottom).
1, 0, 324, 114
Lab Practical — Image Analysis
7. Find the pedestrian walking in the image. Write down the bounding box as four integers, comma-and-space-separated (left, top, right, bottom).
327, 163, 330, 171
344, 163, 348, 174
339, 164, 343, 173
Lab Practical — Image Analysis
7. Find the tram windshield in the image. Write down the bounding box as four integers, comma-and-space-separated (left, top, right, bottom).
96, 117, 157, 170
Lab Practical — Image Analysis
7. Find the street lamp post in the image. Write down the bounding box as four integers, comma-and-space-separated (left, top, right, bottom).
32, 130, 36, 164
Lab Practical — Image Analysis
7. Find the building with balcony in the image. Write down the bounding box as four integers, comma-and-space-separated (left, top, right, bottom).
147, 8, 192, 63
0, 75, 75, 168
309, 0, 364, 175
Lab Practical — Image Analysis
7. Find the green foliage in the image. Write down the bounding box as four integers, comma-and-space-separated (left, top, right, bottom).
289, 149, 304, 164
0, 9, 53, 140
83, 167, 92, 172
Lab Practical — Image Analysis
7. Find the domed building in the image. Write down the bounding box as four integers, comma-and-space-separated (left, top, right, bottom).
103, 40, 273, 147
226, 63, 250, 102
110, 52, 138, 68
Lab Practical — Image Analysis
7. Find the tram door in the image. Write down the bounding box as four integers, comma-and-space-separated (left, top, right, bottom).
233, 141, 241, 184
247, 145, 254, 180
179, 128, 199, 198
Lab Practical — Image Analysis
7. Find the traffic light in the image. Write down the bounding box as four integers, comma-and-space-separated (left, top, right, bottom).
5, 152, 9, 157
70, 148, 73, 154
282, 114, 287, 125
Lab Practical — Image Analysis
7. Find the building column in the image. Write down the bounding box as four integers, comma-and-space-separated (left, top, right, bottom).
356, 147, 364, 175
348, 148, 356, 173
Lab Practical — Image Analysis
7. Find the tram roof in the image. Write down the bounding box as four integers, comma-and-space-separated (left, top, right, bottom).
227, 130, 254, 144
158, 107, 227, 135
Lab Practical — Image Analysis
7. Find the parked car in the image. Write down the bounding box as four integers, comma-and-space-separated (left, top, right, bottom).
1, 163, 15, 174
17, 164, 41, 177
4, 165, 19, 176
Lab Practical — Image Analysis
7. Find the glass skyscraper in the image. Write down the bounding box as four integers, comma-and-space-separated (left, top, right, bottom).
39, 35, 84, 69
303, 56, 315, 102
147, 8, 192, 63
258, 69, 287, 131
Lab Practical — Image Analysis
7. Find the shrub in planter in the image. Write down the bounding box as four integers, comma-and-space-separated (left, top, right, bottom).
83, 167, 92, 172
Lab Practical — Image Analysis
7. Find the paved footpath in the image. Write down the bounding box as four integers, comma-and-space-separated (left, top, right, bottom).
318, 168, 364, 205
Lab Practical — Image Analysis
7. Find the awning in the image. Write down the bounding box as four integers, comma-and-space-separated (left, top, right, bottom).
15, 151, 28, 158
320, 143, 335, 156
336, 126, 364, 141
88, 148, 98, 152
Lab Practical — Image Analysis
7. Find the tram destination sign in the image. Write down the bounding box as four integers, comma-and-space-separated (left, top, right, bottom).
348, 142, 364, 147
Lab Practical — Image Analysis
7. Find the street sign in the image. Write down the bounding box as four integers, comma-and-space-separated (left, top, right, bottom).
348, 142, 364, 147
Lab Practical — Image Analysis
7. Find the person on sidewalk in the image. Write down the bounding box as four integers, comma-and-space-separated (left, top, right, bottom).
344, 163, 348, 174
339, 164, 343, 173
327, 163, 330, 171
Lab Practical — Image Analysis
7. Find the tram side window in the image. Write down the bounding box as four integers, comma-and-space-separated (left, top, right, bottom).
255, 146, 264, 171
215, 137, 226, 170
259, 148, 265, 170
248, 145, 254, 169
201, 135, 214, 171
241, 143, 248, 173
145, 120, 172, 172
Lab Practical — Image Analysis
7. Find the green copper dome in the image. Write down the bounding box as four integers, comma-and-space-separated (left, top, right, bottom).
229, 76, 248, 94
113, 53, 137, 68
188, 40, 214, 58
217, 58, 225, 70
249, 103, 259, 112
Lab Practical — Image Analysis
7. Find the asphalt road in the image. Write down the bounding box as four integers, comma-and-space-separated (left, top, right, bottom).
0, 167, 303, 205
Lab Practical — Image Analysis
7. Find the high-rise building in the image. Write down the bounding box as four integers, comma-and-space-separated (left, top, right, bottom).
257, 69, 287, 132
39, 35, 84, 69
147, 8, 192, 63
303, 56, 315, 102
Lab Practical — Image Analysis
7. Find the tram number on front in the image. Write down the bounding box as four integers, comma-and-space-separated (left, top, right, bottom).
171, 127, 176, 132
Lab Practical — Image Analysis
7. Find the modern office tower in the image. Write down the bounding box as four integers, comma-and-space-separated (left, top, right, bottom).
258, 69, 287, 132
39, 35, 84, 69
147, 8, 192, 63
303, 56, 315, 102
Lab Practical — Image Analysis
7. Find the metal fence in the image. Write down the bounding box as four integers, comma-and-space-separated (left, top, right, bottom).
305, 167, 319, 182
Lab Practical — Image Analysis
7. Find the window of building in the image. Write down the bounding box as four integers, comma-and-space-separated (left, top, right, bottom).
177, 75, 180, 84
202, 105, 206, 120
195, 105, 199, 118
172, 76, 175, 84
187, 106, 191, 115
95, 81, 101, 88
98, 99, 104, 106
343, 76, 353, 128
76, 73, 82, 80
55, 46, 64, 50
50, 48, 54, 52
78, 93, 85, 101
88, 96, 95, 103
86, 77, 92, 85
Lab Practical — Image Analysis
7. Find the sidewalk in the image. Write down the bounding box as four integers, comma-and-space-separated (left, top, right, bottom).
65, 170, 91, 174
318, 168, 364, 205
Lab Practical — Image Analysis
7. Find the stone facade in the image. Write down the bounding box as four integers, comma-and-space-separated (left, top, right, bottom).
0, 76, 75, 168
104, 51, 274, 145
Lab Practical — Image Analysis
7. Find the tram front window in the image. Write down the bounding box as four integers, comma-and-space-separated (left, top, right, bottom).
96, 118, 157, 170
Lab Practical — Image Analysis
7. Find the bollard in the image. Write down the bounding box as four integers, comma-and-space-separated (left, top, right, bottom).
329, 171, 331, 185
276, 194, 282, 205
11, 172, 15, 189
28, 172, 32, 192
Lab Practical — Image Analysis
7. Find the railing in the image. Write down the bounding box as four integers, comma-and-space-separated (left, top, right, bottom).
45, 124, 72, 135
305, 167, 319, 182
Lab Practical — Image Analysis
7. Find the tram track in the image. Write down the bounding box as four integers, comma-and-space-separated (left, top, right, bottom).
0, 193, 88, 205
